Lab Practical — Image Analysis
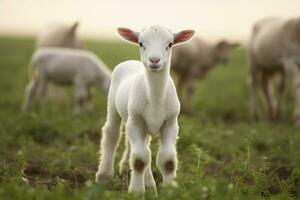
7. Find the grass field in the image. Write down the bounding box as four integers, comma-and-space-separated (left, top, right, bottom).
0, 37, 299, 200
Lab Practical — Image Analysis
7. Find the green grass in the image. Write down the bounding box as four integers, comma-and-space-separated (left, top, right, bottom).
0, 37, 299, 200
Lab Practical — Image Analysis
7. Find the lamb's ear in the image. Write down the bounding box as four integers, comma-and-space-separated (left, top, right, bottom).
173, 30, 195, 45
70, 21, 80, 34
117, 27, 139, 44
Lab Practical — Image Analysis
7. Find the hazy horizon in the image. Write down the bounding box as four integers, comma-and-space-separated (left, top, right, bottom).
0, 0, 299, 41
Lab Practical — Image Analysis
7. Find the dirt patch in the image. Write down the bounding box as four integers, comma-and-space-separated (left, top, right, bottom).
22, 165, 88, 189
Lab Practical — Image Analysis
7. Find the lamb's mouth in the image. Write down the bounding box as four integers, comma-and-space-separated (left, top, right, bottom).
148, 64, 161, 71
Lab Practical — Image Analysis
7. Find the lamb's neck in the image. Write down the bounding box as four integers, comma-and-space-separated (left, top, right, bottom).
145, 65, 170, 105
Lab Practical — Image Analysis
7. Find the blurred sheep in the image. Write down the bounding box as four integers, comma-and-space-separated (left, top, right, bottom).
171, 37, 239, 113
35, 21, 83, 106
248, 17, 300, 126
22, 48, 111, 113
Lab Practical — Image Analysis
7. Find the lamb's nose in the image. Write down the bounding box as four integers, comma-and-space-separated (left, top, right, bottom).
149, 57, 160, 64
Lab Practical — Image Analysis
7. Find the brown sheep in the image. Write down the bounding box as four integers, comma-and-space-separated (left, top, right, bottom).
171, 37, 239, 113
248, 17, 300, 126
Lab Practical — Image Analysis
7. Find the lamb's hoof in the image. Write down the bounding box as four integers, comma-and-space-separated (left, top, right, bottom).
95, 171, 113, 184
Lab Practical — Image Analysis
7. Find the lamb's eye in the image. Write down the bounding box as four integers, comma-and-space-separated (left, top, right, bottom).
167, 42, 173, 49
139, 42, 144, 48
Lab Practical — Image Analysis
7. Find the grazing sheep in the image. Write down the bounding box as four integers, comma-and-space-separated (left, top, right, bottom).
22, 48, 111, 113
171, 37, 239, 113
36, 21, 83, 104
95, 26, 195, 194
249, 17, 300, 126
36, 21, 82, 49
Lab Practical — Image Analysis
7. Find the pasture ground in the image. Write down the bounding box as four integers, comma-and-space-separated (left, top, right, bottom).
0, 37, 299, 200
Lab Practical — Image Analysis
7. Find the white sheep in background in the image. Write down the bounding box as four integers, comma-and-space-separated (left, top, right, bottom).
95, 26, 195, 194
171, 37, 239, 113
22, 48, 111, 113
249, 17, 300, 126
36, 21, 83, 105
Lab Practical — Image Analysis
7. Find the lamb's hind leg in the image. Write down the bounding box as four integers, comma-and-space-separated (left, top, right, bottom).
157, 118, 178, 186
119, 134, 130, 177
96, 105, 122, 183
144, 136, 157, 195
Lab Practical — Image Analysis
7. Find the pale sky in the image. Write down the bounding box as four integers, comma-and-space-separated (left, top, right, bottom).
0, 0, 299, 41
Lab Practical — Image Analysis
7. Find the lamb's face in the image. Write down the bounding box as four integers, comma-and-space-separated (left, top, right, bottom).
138, 26, 173, 71
117, 26, 195, 72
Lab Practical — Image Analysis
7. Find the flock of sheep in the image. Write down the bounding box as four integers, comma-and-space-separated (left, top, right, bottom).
20, 16, 300, 195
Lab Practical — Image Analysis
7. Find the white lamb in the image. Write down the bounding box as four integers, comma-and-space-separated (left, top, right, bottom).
22, 48, 111, 112
95, 26, 195, 194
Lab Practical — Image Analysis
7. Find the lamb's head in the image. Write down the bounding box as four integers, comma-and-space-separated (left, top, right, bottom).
213, 40, 239, 64
118, 26, 195, 71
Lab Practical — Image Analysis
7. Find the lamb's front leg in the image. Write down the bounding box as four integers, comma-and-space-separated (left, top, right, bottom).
126, 117, 150, 194
157, 117, 179, 185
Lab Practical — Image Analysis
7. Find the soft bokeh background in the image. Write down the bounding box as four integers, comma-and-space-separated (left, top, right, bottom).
0, 0, 300, 40
1, 1, 300, 199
